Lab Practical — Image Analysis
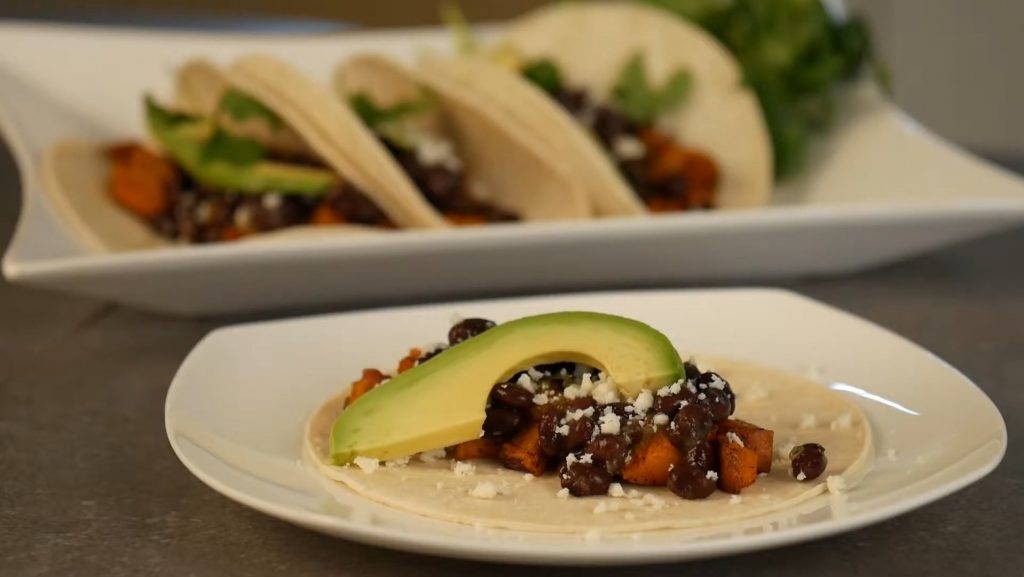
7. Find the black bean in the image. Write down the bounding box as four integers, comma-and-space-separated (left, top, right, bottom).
653, 391, 690, 416
790, 443, 827, 481
687, 441, 717, 472
559, 462, 612, 497
417, 347, 445, 364
699, 388, 734, 424
565, 417, 595, 453
683, 361, 701, 381
448, 318, 497, 346
552, 89, 590, 115
592, 106, 636, 148
538, 410, 565, 457
667, 404, 714, 450
491, 382, 535, 410
563, 397, 598, 412
585, 434, 629, 474
619, 418, 645, 446
420, 166, 462, 205
482, 405, 522, 437
329, 184, 389, 225
667, 462, 717, 500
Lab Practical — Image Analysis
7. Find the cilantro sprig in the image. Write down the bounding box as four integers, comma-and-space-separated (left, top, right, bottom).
521, 59, 565, 94
611, 53, 693, 126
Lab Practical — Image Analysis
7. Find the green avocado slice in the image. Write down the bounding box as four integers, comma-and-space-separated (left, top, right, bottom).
145, 98, 336, 195
329, 311, 684, 464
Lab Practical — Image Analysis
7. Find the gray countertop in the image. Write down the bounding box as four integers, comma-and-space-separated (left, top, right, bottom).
1, 137, 1021, 576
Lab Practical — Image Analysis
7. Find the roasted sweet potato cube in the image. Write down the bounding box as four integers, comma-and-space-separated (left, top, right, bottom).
620, 431, 685, 486
396, 348, 422, 374
718, 439, 759, 494
498, 421, 547, 476
344, 368, 386, 406
717, 419, 774, 473
451, 437, 501, 461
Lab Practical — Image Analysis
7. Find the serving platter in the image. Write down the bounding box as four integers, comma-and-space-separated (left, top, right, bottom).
164, 288, 1005, 565
2, 21, 1024, 316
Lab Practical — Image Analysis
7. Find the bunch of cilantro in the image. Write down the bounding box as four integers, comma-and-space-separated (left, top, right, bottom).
643, 0, 879, 179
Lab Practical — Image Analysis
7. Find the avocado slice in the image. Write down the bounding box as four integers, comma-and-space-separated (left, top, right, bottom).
329, 312, 684, 464
145, 98, 336, 195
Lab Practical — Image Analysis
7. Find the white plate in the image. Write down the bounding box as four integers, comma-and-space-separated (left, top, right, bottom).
164, 288, 1005, 565
3, 22, 1024, 316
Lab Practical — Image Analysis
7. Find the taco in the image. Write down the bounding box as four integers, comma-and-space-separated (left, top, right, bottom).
41, 58, 442, 252
305, 312, 871, 533
329, 54, 590, 224
424, 2, 772, 217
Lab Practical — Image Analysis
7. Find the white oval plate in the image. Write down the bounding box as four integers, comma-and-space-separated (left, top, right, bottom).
165, 288, 1005, 565
2, 22, 1024, 316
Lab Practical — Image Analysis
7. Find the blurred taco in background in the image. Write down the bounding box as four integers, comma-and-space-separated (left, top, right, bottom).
427, 1, 772, 216
329, 53, 590, 225
42, 58, 445, 252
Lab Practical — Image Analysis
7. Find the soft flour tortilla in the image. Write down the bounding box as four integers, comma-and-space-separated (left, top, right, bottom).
333, 54, 590, 221
428, 2, 772, 214
305, 356, 873, 533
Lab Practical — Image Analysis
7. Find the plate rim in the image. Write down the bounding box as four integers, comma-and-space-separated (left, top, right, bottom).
163, 287, 1007, 565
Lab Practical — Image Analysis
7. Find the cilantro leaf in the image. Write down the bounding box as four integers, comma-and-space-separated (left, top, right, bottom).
348, 92, 432, 130
611, 53, 692, 126
218, 89, 282, 128
521, 59, 564, 94
144, 96, 198, 130
200, 129, 266, 165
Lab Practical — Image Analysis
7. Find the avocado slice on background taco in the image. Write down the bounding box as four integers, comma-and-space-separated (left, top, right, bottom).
425, 1, 772, 217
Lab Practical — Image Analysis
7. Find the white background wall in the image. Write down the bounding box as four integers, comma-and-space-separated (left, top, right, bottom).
849, 0, 1022, 159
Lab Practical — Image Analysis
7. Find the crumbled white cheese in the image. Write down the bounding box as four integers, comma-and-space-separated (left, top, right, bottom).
527, 367, 545, 381
261, 193, 283, 210
729, 495, 743, 505
353, 456, 380, 474
470, 482, 498, 499
565, 453, 579, 466
414, 134, 463, 171
640, 493, 666, 511
657, 379, 684, 397
384, 456, 410, 468
562, 385, 582, 400
612, 134, 647, 161
599, 412, 622, 435
452, 461, 476, 477
608, 483, 625, 497
686, 381, 698, 394
796, 471, 807, 481
418, 448, 447, 463
886, 448, 898, 461
632, 390, 654, 414
566, 407, 595, 421
579, 373, 595, 395
516, 373, 537, 394
556, 488, 570, 500
532, 393, 549, 405
726, 431, 745, 447
652, 413, 669, 426
626, 489, 642, 500
555, 424, 570, 436
707, 374, 727, 390
826, 475, 847, 494
591, 376, 621, 404
697, 392, 707, 401
523, 473, 535, 482
706, 470, 719, 481
830, 412, 853, 432
799, 413, 818, 429
579, 453, 594, 464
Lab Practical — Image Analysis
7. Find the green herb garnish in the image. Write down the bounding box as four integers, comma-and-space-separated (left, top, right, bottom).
440, 2, 476, 54
200, 129, 266, 165
349, 93, 432, 130
643, 0, 879, 178
145, 96, 198, 129
218, 89, 282, 128
610, 53, 692, 126
521, 59, 565, 94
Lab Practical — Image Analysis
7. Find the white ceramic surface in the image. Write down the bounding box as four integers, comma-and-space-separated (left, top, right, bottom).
2, 22, 1024, 316
164, 288, 1005, 565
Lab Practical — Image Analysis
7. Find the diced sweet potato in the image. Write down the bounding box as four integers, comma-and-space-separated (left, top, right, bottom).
717, 419, 775, 473
620, 431, 685, 486
684, 149, 719, 192
718, 438, 759, 494
445, 213, 489, 226
311, 202, 346, 225
451, 438, 501, 461
397, 348, 422, 374
498, 421, 547, 476
344, 368, 386, 407
106, 144, 173, 218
